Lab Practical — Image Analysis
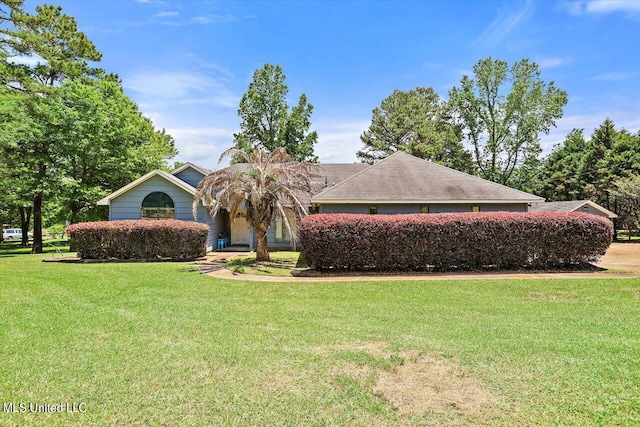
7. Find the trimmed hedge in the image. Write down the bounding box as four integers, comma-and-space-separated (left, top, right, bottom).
299, 212, 613, 271
67, 220, 209, 260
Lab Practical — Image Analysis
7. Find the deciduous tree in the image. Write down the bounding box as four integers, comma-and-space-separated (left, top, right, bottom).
609, 176, 640, 238
53, 78, 176, 224
0, 4, 175, 251
449, 58, 568, 187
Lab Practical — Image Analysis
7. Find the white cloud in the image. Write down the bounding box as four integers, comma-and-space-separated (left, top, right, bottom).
475, 0, 535, 48
156, 13, 236, 26
537, 56, 571, 69
313, 120, 371, 164
136, 107, 164, 126
7, 54, 46, 67
125, 71, 212, 98
191, 16, 211, 24
153, 11, 179, 18
162, 120, 370, 169
540, 111, 640, 153
586, 0, 640, 13
166, 127, 237, 167
124, 70, 238, 109
563, 1, 640, 18
590, 71, 638, 81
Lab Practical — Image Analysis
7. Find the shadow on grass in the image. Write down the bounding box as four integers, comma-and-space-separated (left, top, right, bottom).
223, 252, 308, 276
0, 244, 71, 256
295, 253, 307, 268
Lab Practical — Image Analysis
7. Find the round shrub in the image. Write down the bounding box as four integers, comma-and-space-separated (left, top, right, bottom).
299, 212, 613, 271
67, 220, 209, 260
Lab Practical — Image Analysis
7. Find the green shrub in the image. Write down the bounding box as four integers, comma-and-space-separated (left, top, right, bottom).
67, 220, 209, 259
299, 212, 613, 271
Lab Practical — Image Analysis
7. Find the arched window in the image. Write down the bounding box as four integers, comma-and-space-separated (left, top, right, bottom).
141, 192, 175, 219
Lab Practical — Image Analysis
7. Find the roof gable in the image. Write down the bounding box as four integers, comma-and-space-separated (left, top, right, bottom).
97, 170, 197, 205
529, 200, 618, 218
311, 152, 544, 203
171, 162, 211, 177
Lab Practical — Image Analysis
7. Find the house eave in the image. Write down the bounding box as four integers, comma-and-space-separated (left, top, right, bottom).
171, 162, 211, 177
96, 170, 197, 206
577, 201, 618, 218
310, 199, 544, 205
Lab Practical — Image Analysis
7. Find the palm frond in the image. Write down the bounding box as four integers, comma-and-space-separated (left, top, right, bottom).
193, 147, 316, 250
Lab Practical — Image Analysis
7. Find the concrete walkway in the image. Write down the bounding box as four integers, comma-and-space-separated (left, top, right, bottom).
197, 243, 640, 282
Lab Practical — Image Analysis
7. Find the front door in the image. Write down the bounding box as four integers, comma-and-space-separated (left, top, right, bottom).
231, 210, 250, 245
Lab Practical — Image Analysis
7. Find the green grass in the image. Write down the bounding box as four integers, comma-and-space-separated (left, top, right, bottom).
616, 230, 640, 241
224, 251, 307, 276
0, 239, 70, 256
0, 253, 638, 425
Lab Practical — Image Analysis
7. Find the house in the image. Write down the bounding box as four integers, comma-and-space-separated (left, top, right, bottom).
96, 163, 220, 248
529, 200, 617, 219
97, 151, 545, 251
311, 152, 543, 214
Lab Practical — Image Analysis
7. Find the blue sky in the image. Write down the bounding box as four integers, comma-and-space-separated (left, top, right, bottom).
22, 0, 640, 166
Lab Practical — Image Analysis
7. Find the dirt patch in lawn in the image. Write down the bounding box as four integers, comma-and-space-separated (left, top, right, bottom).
373, 352, 500, 419
320, 342, 501, 422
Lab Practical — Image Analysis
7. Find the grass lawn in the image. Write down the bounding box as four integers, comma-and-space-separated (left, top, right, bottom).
0, 252, 638, 426
0, 239, 70, 256
224, 251, 307, 276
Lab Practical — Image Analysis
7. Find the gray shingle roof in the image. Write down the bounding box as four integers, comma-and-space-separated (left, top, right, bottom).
529, 200, 617, 218
218, 162, 369, 206
529, 200, 590, 213
311, 151, 544, 203
220, 163, 368, 192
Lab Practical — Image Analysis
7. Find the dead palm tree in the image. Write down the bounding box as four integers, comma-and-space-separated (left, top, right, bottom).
193, 147, 314, 261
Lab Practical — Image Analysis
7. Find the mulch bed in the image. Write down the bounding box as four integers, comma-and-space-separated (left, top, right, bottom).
292, 262, 605, 277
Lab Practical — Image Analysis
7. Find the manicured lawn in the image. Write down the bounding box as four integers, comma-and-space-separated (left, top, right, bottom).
224, 251, 307, 276
0, 253, 638, 425
0, 239, 70, 256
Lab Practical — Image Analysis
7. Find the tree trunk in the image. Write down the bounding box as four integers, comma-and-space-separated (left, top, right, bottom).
255, 225, 270, 261
69, 203, 78, 252
31, 193, 43, 254
70, 201, 79, 225
19, 206, 32, 247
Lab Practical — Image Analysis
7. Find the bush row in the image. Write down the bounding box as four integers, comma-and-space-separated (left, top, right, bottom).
67, 220, 209, 259
299, 212, 613, 271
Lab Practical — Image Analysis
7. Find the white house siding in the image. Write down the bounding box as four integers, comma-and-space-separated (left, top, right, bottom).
174, 168, 205, 188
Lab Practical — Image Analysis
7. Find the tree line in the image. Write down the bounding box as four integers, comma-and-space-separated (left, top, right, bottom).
1, 1, 637, 252
0, 1, 176, 251
233, 59, 639, 236
355, 59, 639, 235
